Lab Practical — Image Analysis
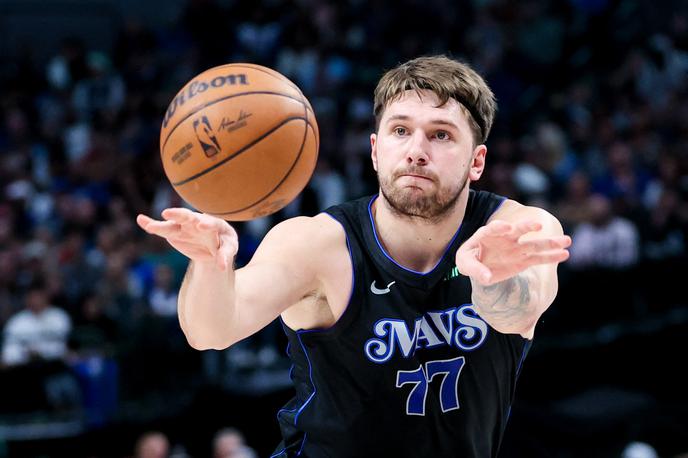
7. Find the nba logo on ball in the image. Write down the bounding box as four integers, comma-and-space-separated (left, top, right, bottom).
159, 63, 319, 221
192, 116, 221, 158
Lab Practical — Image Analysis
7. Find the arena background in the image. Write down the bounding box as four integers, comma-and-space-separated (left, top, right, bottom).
0, 0, 687, 456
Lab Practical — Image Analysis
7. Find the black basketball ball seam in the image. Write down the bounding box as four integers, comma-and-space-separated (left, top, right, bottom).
171, 116, 308, 187
161, 91, 306, 150
204, 63, 319, 149
227, 64, 314, 127
208, 121, 318, 216
207, 87, 310, 215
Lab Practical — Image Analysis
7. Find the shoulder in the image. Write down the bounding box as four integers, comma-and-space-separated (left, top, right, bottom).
7, 310, 35, 325
489, 199, 564, 236
46, 307, 71, 326
249, 213, 347, 269
260, 213, 345, 250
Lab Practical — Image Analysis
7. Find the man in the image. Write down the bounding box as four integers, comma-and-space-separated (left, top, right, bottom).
2, 280, 71, 367
138, 55, 571, 457
134, 431, 170, 458
213, 427, 257, 458
1, 279, 77, 413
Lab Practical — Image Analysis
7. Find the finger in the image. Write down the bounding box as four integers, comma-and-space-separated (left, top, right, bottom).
161, 207, 198, 224
457, 251, 493, 284
511, 220, 543, 238
140, 219, 181, 237
518, 235, 572, 251
474, 220, 512, 240
524, 249, 570, 266
217, 233, 237, 270
136, 214, 157, 230
196, 214, 231, 234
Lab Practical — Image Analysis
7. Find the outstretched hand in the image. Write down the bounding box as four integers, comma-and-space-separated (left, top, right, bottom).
456, 219, 571, 286
136, 208, 238, 271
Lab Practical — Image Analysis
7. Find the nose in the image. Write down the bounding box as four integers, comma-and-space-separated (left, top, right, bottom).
406, 130, 429, 165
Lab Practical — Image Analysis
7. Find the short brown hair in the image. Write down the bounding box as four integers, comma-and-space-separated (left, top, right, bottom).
373, 55, 497, 145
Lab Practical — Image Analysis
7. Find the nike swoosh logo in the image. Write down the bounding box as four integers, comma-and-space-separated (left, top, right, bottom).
370, 280, 396, 295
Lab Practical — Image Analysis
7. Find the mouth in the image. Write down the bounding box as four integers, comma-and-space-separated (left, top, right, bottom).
399, 174, 433, 182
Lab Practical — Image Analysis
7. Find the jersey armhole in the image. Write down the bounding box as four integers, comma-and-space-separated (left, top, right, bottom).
282, 211, 360, 338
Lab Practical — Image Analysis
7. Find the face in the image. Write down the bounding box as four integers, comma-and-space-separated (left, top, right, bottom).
214, 432, 243, 457
371, 90, 486, 221
26, 289, 49, 314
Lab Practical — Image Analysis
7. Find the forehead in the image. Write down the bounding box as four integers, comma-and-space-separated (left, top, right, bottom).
380, 89, 469, 127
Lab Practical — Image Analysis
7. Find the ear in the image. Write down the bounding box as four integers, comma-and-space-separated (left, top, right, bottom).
370, 133, 378, 172
469, 144, 487, 181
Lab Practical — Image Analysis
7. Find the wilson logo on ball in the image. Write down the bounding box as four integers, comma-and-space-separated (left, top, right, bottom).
163, 74, 249, 128
192, 116, 221, 158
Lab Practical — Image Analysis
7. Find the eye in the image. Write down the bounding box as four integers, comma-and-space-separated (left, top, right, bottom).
393, 126, 408, 136
434, 130, 451, 141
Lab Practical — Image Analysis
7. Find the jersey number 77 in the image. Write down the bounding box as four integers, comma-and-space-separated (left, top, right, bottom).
395, 356, 466, 416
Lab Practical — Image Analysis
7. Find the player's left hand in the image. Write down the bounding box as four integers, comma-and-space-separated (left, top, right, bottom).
456, 220, 571, 286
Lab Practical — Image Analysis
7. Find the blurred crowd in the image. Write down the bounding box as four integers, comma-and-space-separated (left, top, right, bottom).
0, 0, 687, 455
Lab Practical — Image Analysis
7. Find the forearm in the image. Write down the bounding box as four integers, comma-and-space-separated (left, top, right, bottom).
470, 268, 541, 336
178, 260, 237, 350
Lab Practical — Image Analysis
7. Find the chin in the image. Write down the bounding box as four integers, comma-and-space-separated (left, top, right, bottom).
378, 171, 468, 221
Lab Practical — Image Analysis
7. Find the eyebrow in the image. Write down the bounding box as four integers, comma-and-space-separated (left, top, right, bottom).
385, 114, 460, 130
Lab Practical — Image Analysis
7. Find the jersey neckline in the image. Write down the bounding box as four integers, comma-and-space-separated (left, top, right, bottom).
363, 194, 466, 289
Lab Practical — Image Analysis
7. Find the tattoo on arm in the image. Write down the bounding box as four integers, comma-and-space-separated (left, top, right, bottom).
471, 272, 536, 330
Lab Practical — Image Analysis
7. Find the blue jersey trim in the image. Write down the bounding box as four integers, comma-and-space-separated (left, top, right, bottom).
273, 332, 317, 457
293, 332, 317, 425
515, 339, 532, 379
283, 212, 356, 335
505, 339, 532, 422
489, 196, 508, 219
367, 195, 463, 275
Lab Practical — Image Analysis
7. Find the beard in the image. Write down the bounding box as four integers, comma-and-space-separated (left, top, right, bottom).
378, 165, 469, 223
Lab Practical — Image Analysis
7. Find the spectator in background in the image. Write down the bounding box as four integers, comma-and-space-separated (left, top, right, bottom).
213, 427, 257, 458
148, 264, 179, 317
555, 171, 594, 231
134, 431, 170, 458
71, 51, 126, 123
68, 293, 118, 355
0, 279, 81, 414
568, 194, 640, 270
593, 141, 651, 212
45, 37, 88, 92
1, 279, 71, 367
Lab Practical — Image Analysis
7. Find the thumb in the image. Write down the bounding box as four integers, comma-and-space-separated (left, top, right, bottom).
216, 232, 238, 271
457, 247, 493, 284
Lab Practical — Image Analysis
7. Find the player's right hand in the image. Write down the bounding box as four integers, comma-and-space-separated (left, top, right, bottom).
136, 208, 238, 271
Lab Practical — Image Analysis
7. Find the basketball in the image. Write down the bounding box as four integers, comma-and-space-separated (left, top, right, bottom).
159, 63, 319, 220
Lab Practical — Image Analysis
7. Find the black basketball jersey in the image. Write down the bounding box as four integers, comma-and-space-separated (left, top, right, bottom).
272, 190, 531, 458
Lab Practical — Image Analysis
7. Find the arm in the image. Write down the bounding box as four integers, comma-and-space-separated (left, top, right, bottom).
138, 209, 326, 350
456, 201, 571, 339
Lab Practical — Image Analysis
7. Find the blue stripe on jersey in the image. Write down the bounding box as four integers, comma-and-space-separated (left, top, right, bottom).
366, 195, 464, 276
272, 332, 316, 457
505, 338, 533, 421
293, 332, 316, 426
490, 196, 507, 218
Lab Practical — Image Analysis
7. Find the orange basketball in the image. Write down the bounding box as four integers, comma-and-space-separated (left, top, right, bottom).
159, 63, 319, 220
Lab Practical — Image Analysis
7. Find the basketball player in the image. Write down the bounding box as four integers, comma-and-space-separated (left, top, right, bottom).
137, 56, 571, 457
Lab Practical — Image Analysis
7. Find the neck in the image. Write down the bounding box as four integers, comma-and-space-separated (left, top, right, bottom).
372, 189, 470, 273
